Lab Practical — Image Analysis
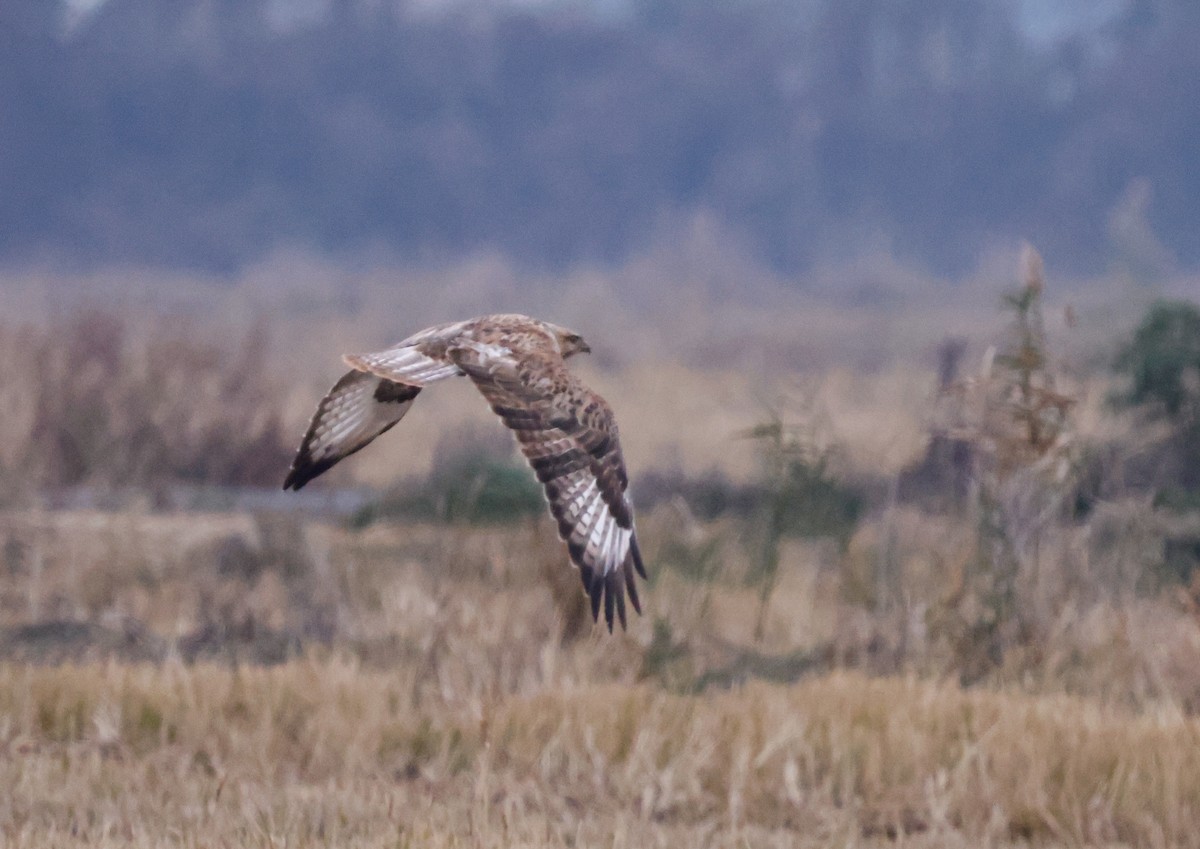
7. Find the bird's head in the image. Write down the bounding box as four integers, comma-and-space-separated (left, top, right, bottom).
548, 323, 591, 358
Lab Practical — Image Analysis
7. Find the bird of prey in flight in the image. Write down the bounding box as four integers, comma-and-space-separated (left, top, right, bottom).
284, 314, 646, 631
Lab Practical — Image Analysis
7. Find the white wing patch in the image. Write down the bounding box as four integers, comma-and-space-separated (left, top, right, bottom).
560, 475, 632, 579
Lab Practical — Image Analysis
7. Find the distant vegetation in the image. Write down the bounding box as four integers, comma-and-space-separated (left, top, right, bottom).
2, 0, 1197, 276
0, 310, 294, 502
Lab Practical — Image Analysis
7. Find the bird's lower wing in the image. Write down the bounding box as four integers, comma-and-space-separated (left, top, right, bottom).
450, 343, 645, 631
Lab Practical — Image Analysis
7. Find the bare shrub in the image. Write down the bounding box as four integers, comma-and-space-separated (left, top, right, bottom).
0, 310, 294, 499
923, 246, 1078, 679
857, 247, 1086, 681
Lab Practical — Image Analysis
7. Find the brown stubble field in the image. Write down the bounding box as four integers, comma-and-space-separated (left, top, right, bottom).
2, 255, 1200, 846
8, 659, 1200, 848
4, 511, 1200, 848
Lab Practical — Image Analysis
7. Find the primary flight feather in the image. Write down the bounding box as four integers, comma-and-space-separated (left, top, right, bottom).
283, 314, 646, 631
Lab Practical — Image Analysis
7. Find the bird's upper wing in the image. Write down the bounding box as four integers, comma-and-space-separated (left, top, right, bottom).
449, 339, 646, 631
283, 325, 467, 490
283, 370, 420, 490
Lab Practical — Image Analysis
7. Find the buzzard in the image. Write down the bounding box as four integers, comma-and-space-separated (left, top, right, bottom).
284, 314, 646, 631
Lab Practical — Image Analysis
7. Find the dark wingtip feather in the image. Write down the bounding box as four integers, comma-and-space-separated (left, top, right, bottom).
630, 534, 647, 580
590, 576, 603, 623
283, 452, 343, 491
560, 516, 645, 633
282, 460, 316, 491
623, 556, 642, 615
612, 571, 628, 630
604, 572, 616, 632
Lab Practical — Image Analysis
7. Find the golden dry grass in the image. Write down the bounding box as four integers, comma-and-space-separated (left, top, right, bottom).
3, 508, 1200, 845
4, 660, 1200, 847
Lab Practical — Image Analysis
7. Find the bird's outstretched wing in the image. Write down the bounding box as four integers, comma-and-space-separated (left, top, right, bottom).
283, 370, 420, 490
449, 340, 646, 631
283, 327, 466, 490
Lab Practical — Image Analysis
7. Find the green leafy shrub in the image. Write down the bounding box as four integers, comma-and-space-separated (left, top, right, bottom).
1114, 299, 1200, 499
426, 455, 546, 524
354, 454, 545, 527
742, 408, 864, 639
1115, 299, 1200, 419
742, 416, 863, 549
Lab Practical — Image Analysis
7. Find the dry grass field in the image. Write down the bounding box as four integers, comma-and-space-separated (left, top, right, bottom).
1, 254, 1200, 846
2, 506, 1200, 847
7, 659, 1200, 848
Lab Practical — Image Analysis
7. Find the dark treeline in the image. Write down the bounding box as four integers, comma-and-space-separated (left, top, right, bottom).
1, 0, 1196, 278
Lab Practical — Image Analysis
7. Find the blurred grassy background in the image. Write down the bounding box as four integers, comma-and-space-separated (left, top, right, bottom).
2, 249, 1200, 845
